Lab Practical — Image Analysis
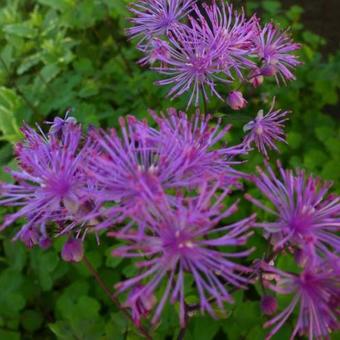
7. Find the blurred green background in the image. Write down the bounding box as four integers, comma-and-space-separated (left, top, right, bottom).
0, 0, 339, 339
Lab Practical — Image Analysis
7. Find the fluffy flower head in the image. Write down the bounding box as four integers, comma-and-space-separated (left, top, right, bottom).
112, 182, 255, 326
262, 261, 339, 339
246, 162, 340, 258
243, 100, 289, 158
0, 118, 91, 246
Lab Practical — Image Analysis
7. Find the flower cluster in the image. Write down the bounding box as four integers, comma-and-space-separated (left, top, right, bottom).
0, 2, 338, 339
128, 0, 301, 107
1, 109, 338, 336
0, 110, 256, 326
247, 161, 340, 339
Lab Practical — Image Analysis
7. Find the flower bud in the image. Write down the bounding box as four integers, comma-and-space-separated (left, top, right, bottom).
261, 64, 277, 77
39, 237, 52, 250
227, 91, 247, 110
249, 68, 264, 88
20, 228, 39, 248
261, 295, 278, 315
61, 238, 84, 262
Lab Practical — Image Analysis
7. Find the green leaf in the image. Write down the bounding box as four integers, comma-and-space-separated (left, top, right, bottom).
3, 23, 37, 38
192, 316, 220, 340
0, 329, 20, 340
17, 54, 41, 75
0, 87, 22, 141
21, 310, 43, 332
3, 240, 27, 271
262, 1, 281, 14
49, 321, 75, 339
40, 63, 61, 83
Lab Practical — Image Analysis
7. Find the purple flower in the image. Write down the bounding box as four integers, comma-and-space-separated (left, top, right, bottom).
261, 295, 278, 316
85, 116, 167, 227
87, 110, 246, 228
127, 0, 195, 47
0, 118, 92, 246
153, 2, 257, 106
246, 162, 340, 258
243, 100, 289, 158
227, 91, 248, 110
262, 261, 339, 339
256, 23, 301, 83
111, 183, 255, 326
148, 108, 247, 184
61, 238, 84, 262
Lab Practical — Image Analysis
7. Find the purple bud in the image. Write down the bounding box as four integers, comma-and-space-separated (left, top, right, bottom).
61, 238, 84, 262
261, 64, 277, 77
261, 295, 278, 315
227, 91, 248, 110
20, 229, 39, 248
39, 237, 52, 250
249, 68, 264, 88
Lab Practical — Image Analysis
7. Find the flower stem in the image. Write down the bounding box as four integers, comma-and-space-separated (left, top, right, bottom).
82, 255, 152, 340
200, 86, 208, 115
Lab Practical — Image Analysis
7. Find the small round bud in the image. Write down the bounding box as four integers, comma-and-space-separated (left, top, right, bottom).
39, 237, 52, 250
261, 64, 277, 77
261, 295, 278, 315
61, 238, 84, 262
227, 91, 247, 110
249, 68, 264, 88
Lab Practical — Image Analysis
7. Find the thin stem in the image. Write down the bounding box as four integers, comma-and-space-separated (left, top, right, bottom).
200, 86, 208, 115
82, 255, 152, 340
177, 303, 189, 340
177, 327, 187, 340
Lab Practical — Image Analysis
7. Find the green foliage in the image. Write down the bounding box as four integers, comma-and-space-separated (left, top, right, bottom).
0, 0, 339, 339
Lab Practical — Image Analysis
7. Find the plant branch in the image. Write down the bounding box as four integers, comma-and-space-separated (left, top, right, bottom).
82, 255, 152, 340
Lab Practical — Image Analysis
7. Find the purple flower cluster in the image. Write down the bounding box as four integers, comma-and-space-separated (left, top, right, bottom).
246, 161, 340, 339
0, 2, 338, 338
1, 109, 338, 336
0, 110, 256, 326
128, 0, 301, 107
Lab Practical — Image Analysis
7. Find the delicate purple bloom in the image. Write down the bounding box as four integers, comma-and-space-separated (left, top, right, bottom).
0, 118, 92, 245
147, 108, 247, 184
243, 100, 289, 158
246, 162, 340, 258
256, 23, 301, 83
127, 0, 195, 47
261, 296, 278, 316
262, 261, 339, 339
111, 183, 255, 326
153, 1, 257, 106
61, 238, 84, 262
87, 110, 246, 228
227, 91, 247, 110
